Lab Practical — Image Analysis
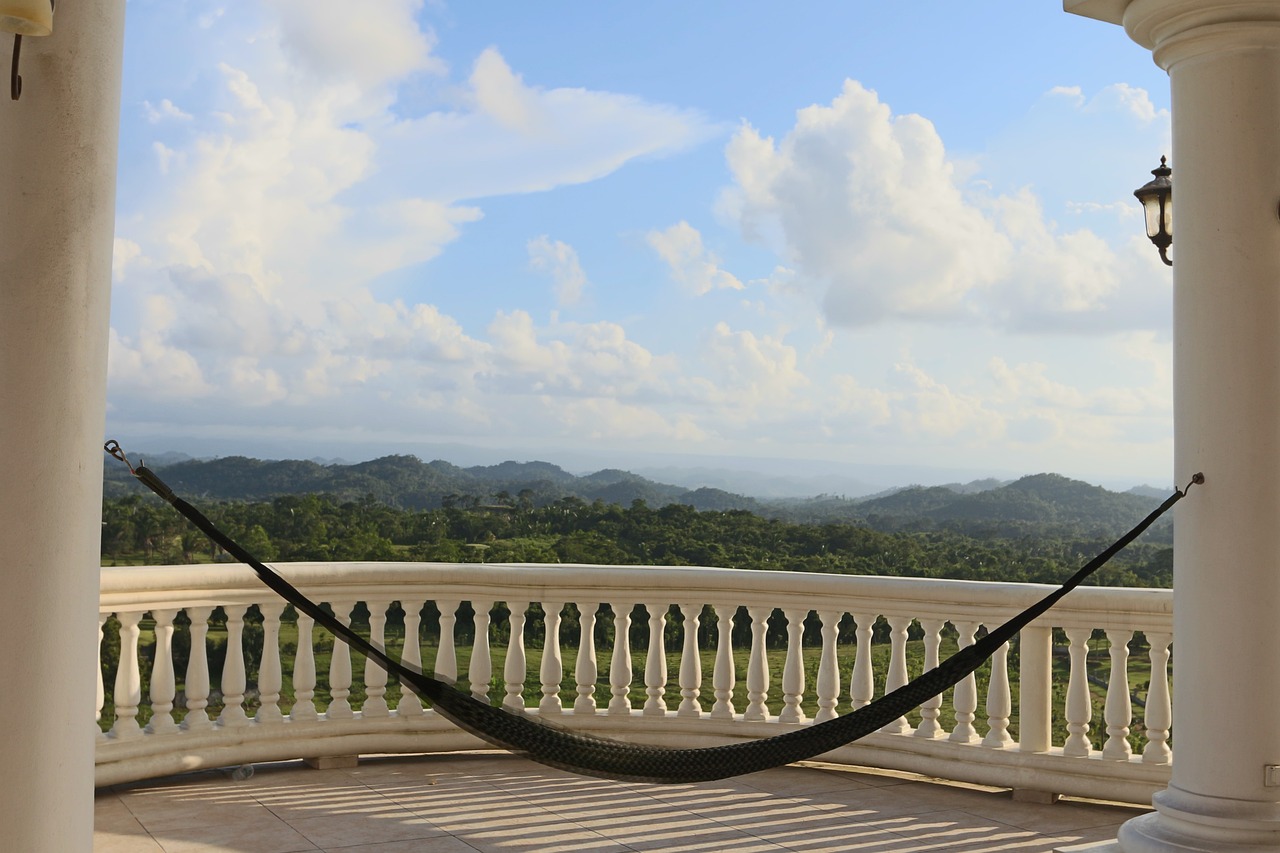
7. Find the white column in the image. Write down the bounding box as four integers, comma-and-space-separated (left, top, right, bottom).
1068, 3, 1280, 849
0, 2, 126, 849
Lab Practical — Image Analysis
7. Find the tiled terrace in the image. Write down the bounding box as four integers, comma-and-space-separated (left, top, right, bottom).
93, 752, 1145, 853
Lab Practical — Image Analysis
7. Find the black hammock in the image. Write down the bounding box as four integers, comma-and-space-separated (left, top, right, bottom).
105, 441, 1199, 784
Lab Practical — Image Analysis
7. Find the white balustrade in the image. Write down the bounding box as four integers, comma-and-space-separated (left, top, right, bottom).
290, 612, 318, 722
779, 607, 808, 724
574, 603, 599, 713
1063, 626, 1094, 756
94, 562, 1180, 805
362, 600, 391, 718
710, 604, 736, 719
1143, 631, 1173, 765
1103, 629, 1133, 760
814, 610, 840, 723
744, 605, 771, 722
96, 615, 107, 739
217, 604, 249, 727
469, 601, 492, 702
608, 602, 633, 714
914, 618, 944, 739
982, 639, 1013, 748
397, 600, 425, 716
326, 601, 355, 720
677, 603, 702, 717
643, 602, 668, 716
503, 601, 528, 711
255, 603, 284, 724
110, 611, 143, 739
879, 614, 912, 734
181, 606, 213, 731
949, 621, 980, 744
850, 612, 874, 710
433, 600, 457, 682
539, 602, 565, 715
146, 609, 178, 734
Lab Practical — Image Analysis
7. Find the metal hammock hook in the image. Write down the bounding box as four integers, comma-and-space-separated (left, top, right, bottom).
10, 0, 54, 102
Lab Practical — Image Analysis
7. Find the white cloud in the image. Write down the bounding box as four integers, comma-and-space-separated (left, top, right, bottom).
144, 99, 193, 123
720, 80, 1168, 333
471, 48, 545, 134
703, 322, 807, 409
527, 236, 588, 305
647, 221, 743, 295
267, 0, 445, 88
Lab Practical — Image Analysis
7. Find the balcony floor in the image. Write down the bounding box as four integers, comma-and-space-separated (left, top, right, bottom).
94, 752, 1145, 852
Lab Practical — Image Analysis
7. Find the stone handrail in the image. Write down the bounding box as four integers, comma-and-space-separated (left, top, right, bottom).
96, 562, 1173, 802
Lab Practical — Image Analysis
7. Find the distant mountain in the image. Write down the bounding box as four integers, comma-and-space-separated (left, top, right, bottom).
104, 453, 720, 511
1127, 484, 1173, 500
102, 454, 1162, 537
853, 473, 1163, 534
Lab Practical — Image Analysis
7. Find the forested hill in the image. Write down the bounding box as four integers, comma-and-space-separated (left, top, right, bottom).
103, 454, 761, 513
104, 454, 1165, 538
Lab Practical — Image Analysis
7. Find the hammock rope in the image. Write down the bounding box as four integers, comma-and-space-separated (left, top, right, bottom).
104, 440, 1199, 784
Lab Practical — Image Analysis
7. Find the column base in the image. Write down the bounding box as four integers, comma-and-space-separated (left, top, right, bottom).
1113, 785, 1280, 852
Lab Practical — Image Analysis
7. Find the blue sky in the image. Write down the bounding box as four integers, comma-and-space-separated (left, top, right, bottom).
106, 1, 1176, 488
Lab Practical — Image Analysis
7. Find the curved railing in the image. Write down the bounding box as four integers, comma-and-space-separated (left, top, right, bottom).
96, 562, 1173, 802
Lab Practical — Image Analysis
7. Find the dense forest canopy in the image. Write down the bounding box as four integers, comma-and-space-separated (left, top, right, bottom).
101, 454, 1175, 589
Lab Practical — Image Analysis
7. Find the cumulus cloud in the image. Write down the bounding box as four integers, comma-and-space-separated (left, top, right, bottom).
144, 99, 193, 123
703, 322, 807, 409
527, 236, 588, 305
647, 221, 744, 295
267, 0, 445, 88
720, 80, 1168, 332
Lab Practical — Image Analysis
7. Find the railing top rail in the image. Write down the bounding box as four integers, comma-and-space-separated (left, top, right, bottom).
98, 561, 1171, 627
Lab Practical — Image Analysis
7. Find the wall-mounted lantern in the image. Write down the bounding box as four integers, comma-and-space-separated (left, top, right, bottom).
1134, 156, 1173, 266
2, 0, 54, 101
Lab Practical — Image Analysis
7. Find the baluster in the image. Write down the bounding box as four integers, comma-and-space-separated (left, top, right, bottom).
1103, 629, 1134, 760
574, 603, 599, 714
880, 614, 912, 734
397, 600, 425, 716
1063, 626, 1094, 756
744, 605, 771, 722
255, 603, 285, 723
110, 611, 143, 739
469, 601, 492, 702
147, 609, 178, 733
983, 637, 1014, 747
290, 612, 319, 721
710, 604, 737, 719
643, 602, 669, 716
539, 602, 564, 715
949, 621, 979, 743
915, 618, 945, 738
182, 606, 213, 731
503, 601, 528, 711
779, 608, 808, 723
850, 612, 875, 710
434, 600, 458, 682
218, 604, 250, 727
678, 603, 703, 716
362, 600, 390, 717
1018, 625, 1053, 753
96, 614, 108, 737
1142, 632, 1173, 764
608, 602, 633, 714
326, 601, 355, 720
814, 610, 840, 723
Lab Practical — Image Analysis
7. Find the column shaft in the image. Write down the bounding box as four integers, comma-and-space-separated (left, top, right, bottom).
0, 2, 127, 851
